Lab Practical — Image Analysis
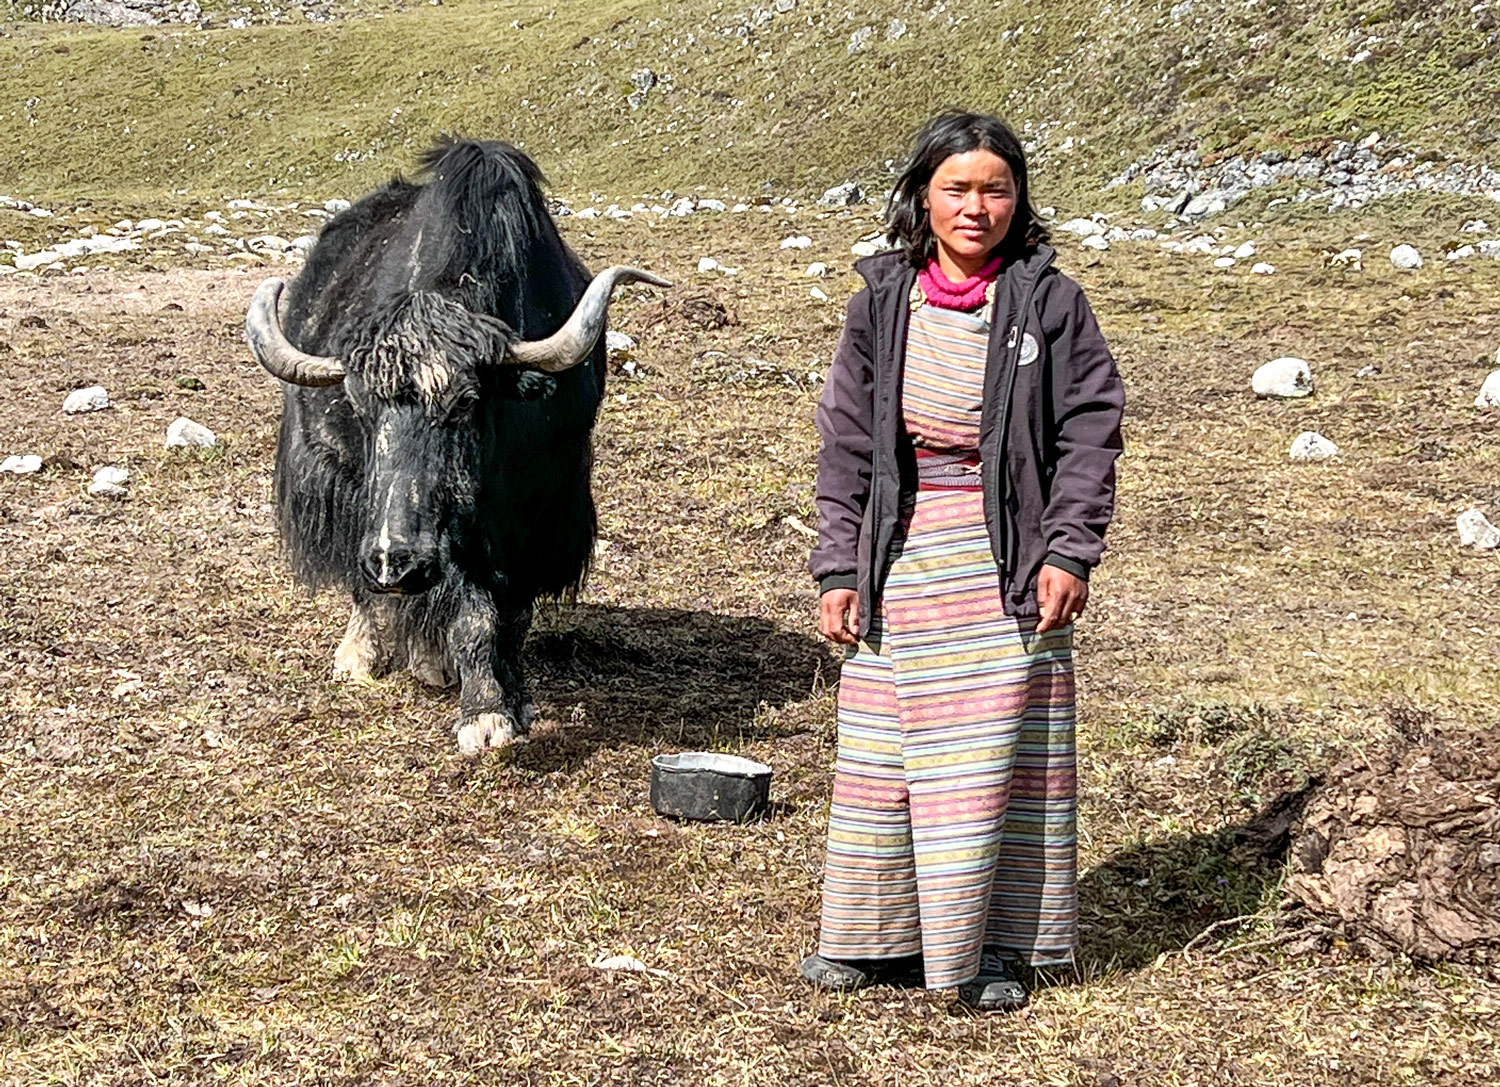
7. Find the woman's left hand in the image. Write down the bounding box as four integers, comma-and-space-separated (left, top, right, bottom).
1036, 565, 1088, 633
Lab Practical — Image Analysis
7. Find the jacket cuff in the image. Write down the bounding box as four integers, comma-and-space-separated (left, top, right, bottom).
1043, 553, 1092, 581
818, 572, 859, 594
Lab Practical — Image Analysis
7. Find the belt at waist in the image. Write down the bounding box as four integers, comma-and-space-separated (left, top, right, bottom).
914, 449, 983, 490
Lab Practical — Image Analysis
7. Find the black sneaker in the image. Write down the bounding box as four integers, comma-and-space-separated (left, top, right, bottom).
799, 953, 924, 991
955, 947, 1029, 1011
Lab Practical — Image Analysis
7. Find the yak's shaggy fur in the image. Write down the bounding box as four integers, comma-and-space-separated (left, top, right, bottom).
269, 139, 605, 734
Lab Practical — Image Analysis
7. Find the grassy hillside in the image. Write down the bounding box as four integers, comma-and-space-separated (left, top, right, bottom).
2, 0, 1497, 204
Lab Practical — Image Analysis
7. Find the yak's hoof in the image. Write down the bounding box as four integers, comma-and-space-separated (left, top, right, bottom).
455, 712, 521, 756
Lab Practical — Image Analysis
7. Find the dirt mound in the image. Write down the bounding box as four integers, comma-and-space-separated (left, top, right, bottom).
1283, 720, 1500, 966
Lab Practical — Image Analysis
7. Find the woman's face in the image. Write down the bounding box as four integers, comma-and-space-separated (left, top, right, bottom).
923, 149, 1018, 275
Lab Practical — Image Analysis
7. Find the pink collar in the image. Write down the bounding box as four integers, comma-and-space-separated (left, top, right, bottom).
918, 255, 1003, 311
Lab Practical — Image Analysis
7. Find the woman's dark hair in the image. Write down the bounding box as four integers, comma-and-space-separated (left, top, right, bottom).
885, 111, 1049, 265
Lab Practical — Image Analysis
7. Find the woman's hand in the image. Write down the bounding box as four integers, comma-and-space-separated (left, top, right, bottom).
1036, 566, 1088, 633
819, 589, 860, 645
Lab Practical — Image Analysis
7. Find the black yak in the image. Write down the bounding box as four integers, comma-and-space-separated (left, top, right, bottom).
244, 139, 669, 753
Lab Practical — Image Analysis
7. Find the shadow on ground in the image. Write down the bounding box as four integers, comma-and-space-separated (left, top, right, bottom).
517, 603, 836, 770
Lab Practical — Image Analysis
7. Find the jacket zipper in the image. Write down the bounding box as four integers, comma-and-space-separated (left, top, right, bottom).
992, 253, 1052, 574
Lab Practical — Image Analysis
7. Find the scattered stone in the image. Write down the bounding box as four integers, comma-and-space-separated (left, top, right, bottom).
1081, 235, 1109, 251
1253, 357, 1314, 398
1478, 240, 1500, 259
886, 17, 906, 41
1329, 248, 1364, 269
805, 262, 828, 277
325, 198, 352, 214
819, 182, 864, 207
1448, 245, 1477, 262
1456, 509, 1500, 549
810, 286, 829, 301
165, 417, 216, 448
0, 454, 43, 475
779, 235, 812, 249
1289, 432, 1339, 461
291, 235, 318, 256
605, 330, 636, 357
1252, 262, 1277, 275
1183, 189, 1231, 220
62, 385, 110, 414
850, 240, 881, 258
1390, 244, 1423, 270
1213, 256, 1236, 268
1058, 218, 1104, 237
696, 198, 727, 213
697, 257, 721, 274
1355, 365, 1380, 378
88, 465, 130, 497
1130, 228, 1159, 241
1475, 369, 1500, 408
1233, 242, 1257, 259
847, 26, 872, 52
1461, 219, 1488, 233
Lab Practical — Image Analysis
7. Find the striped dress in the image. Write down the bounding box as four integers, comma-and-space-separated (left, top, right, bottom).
815, 295, 1079, 988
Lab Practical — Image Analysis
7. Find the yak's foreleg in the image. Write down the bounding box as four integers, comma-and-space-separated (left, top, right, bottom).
450, 587, 535, 755
333, 597, 396, 681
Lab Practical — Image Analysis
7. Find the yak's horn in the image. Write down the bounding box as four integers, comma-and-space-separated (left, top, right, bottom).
503, 266, 672, 372
245, 278, 347, 387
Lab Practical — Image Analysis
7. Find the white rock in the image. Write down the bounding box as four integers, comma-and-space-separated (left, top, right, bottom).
88, 465, 130, 497
134, 217, 164, 233
1390, 244, 1423, 270
248, 234, 291, 253
779, 235, 812, 250
1213, 256, 1236, 268
574, 207, 599, 220
1, 454, 43, 474
325, 199, 352, 214
668, 197, 696, 217
1461, 219, 1488, 234
696, 257, 721, 274
605, 330, 636, 356
818, 182, 864, 207
1252, 357, 1314, 398
1105, 227, 1130, 242
1080, 235, 1109, 251
1475, 369, 1500, 408
1233, 242, 1257, 259
696, 199, 727, 213
851, 240, 881, 257
63, 386, 110, 414
1289, 432, 1338, 461
1447, 246, 1477, 262
291, 235, 318, 255
810, 286, 829, 301
1129, 228, 1159, 241
805, 262, 828, 277
731, 203, 751, 213
1252, 262, 1277, 275
1059, 218, 1104, 237
1330, 248, 1363, 269
1457, 509, 1500, 549
1478, 240, 1500, 259
15, 250, 62, 272
165, 417, 216, 449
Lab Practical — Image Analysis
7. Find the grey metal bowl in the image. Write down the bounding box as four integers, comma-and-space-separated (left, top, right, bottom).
649, 752, 772, 823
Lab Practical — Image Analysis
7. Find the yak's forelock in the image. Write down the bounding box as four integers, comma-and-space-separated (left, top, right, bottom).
344, 292, 513, 411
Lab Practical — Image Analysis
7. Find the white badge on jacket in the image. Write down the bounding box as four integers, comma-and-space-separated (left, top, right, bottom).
1018, 331, 1040, 366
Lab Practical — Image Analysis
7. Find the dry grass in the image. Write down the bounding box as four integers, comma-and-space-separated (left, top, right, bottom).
1, 193, 1498, 1084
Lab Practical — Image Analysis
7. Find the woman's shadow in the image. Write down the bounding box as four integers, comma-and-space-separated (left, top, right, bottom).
516, 602, 837, 772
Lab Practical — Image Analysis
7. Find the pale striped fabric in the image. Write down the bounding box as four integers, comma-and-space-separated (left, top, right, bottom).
815, 301, 1079, 988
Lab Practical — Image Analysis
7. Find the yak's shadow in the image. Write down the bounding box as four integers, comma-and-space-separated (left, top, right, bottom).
515, 603, 836, 771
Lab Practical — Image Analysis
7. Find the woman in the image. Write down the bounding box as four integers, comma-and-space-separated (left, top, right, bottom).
804, 111, 1124, 1011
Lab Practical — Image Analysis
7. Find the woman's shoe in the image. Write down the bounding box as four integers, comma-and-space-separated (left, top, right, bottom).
799, 954, 872, 991
955, 947, 1029, 1011
799, 953, 924, 991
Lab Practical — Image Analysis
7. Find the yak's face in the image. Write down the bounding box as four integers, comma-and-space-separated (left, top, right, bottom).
343, 293, 510, 595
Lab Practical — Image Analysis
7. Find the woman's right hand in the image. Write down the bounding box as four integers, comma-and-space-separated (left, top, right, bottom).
819, 589, 860, 646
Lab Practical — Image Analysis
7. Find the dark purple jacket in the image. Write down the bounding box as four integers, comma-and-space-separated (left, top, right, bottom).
810, 245, 1124, 630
